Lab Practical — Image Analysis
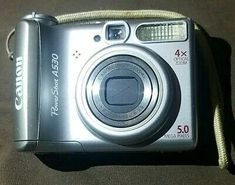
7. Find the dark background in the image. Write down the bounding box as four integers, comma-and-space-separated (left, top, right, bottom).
0, 0, 235, 184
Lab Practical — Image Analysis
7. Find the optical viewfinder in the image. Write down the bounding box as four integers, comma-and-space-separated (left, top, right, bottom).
104, 21, 130, 43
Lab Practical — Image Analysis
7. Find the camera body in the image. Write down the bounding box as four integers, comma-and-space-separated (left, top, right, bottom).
13, 13, 197, 152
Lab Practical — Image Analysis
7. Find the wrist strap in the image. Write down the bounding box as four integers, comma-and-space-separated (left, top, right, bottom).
55, 10, 185, 23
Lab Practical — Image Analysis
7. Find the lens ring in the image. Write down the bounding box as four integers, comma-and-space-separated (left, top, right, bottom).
93, 61, 151, 121
87, 56, 156, 126
86, 55, 158, 127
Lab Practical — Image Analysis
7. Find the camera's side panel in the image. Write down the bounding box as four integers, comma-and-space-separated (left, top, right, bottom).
13, 20, 40, 151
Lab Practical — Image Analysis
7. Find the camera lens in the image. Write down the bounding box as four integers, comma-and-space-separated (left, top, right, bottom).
105, 77, 139, 106
86, 55, 158, 128
100, 68, 144, 114
107, 25, 126, 40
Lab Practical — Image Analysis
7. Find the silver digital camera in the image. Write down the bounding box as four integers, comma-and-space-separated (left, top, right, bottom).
13, 13, 197, 152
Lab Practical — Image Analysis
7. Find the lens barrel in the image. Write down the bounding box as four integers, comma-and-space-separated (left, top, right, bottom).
86, 55, 158, 128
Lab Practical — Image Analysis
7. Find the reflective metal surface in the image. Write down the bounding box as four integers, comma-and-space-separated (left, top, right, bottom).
86, 55, 158, 127
14, 16, 195, 151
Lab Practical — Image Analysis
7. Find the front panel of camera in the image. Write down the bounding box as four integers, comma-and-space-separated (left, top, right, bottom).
13, 13, 196, 152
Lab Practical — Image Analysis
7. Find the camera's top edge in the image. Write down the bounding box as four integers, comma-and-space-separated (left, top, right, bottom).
22, 12, 58, 24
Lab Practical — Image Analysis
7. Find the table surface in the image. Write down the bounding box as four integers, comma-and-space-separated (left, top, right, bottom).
0, 0, 235, 184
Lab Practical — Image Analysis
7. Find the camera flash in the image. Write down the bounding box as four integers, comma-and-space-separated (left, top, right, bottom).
136, 21, 187, 42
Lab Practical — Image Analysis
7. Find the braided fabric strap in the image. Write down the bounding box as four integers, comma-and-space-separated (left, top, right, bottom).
214, 105, 229, 169
55, 10, 185, 24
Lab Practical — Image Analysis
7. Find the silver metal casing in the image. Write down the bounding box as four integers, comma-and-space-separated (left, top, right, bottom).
13, 13, 197, 153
